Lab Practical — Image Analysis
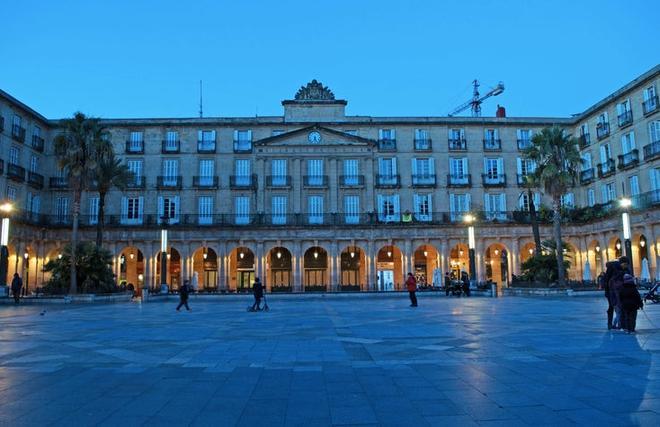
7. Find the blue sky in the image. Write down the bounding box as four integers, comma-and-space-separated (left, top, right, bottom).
2, 0, 658, 119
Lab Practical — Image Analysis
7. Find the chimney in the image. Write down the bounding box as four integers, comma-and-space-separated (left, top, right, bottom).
496, 104, 506, 118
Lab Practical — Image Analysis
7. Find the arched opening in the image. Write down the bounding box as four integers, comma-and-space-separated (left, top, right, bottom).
413, 244, 440, 288
269, 247, 292, 291
485, 243, 510, 287
42, 248, 63, 288
156, 247, 181, 291
192, 247, 218, 292
376, 244, 403, 291
611, 237, 622, 260
118, 247, 145, 294
520, 242, 536, 264
449, 243, 469, 279
304, 246, 328, 290
340, 245, 366, 290
230, 247, 255, 292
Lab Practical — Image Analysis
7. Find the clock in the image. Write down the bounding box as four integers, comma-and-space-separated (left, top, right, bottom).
308, 131, 321, 143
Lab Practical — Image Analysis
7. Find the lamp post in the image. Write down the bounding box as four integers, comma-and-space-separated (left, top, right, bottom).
620, 197, 634, 275
160, 214, 169, 293
23, 252, 29, 296
0, 202, 13, 293
464, 214, 476, 284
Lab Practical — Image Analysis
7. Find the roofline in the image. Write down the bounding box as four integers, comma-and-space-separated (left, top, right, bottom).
0, 89, 50, 123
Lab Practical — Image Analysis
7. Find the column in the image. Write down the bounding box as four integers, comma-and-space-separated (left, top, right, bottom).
256, 241, 264, 282
143, 256, 151, 292
440, 240, 448, 276
404, 240, 412, 276
293, 241, 302, 292
330, 241, 339, 291
475, 238, 484, 282
365, 240, 374, 291
256, 159, 266, 212
511, 238, 520, 276
648, 226, 657, 280
217, 243, 226, 291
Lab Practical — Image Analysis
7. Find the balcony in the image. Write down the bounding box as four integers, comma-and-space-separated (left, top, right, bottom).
643, 141, 660, 161
375, 174, 400, 188
31, 135, 45, 152
230, 174, 257, 190
483, 138, 501, 151
578, 134, 591, 149
339, 175, 365, 187
617, 149, 639, 170
377, 139, 397, 151
125, 140, 144, 154
197, 140, 216, 153
482, 174, 506, 187
580, 168, 595, 184
597, 159, 616, 178
49, 177, 68, 189
447, 174, 471, 187
303, 175, 329, 188
617, 110, 633, 128
411, 174, 437, 188
126, 176, 146, 189
11, 125, 26, 143
596, 122, 610, 140
414, 139, 432, 151
517, 139, 531, 150
643, 96, 658, 116
156, 176, 182, 189
233, 140, 252, 153
27, 171, 44, 189
161, 140, 180, 154
448, 138, 467, 151
192, 176, 219, 189
7, 163, 25, 182
266, 175, 292, 188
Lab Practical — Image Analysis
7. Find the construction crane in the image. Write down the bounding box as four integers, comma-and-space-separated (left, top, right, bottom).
448, 80, 505, 117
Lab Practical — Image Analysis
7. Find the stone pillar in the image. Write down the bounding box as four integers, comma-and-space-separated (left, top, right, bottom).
293, 241, 302, 292
256, 159, 266, 212
404, 240, 412, 276
511, 238, 520, 276
475, 238, 484, 282
365, 240, 374, 291
330, 241, 338, 290
647, 226, 657, 280
256, 241, 264, 284
440, 240, 448, 276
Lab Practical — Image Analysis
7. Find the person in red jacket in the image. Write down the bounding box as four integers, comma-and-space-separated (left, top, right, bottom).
406, 273, 418, 307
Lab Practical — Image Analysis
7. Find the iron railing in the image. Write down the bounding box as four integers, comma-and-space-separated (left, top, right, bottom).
161, 140, 180, 153
7, 163, 25, 181
192, 176, 219, 188
482, 174, 506, 187
579, 168, 595, 184
483, 138, 501, 151
11, 125, 26, 143
597, 159, 616, 178
448, 138, 467, 151
411, 174, 436, 187
339, 175, 365, 187
156, 176, 182, 189
377, 139, 397, 151
125, 140, 144, 154
229, 174, 257, 190
447, 174, 471, 187
617, 150, 639, 170
414, 139, 432, 151
375, 174, 400, 188
31, 135, 45, 152
197, 140, 216, 153
643, 96, 658, 115
596, 122, 610, 140
643, 141, 660, 161
617, 110, 633, 127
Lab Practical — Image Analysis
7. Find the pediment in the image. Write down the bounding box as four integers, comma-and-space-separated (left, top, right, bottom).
255, 126, 374, 148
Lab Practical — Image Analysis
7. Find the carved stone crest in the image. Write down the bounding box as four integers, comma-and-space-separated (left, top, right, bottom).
294, 79, 335, 101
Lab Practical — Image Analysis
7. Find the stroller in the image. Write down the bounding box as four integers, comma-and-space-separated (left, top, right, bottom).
644, 282, 660, 304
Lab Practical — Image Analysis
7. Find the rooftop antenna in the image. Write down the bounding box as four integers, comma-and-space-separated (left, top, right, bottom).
199, 80, 203, 118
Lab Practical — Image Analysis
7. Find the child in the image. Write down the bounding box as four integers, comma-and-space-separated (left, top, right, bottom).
619, 274, 643, 333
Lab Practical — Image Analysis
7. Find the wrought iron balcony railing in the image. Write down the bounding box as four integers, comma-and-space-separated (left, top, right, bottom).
447, 174, 471, 187
266, 175, 292, 187
617, 150, 639, 170
161, 140, 180, 153
517, 139, 531, 150
617, 110, 633, 128
339, 175, 365, 187
229, 174, 257, 190
596, 122, 610, 140
482, 174, 506, 187
125, 140, 144, 154
448, 138, 467, 151
7, 163, 25, 181
303, 175, 329, 187
156, 175, 182, 189
377, 139, 397, 151
27, 171, 44, 189
125, 176, 146, 189
580, 168, 595, 184
49, 177, 68, 189
192, 176, 219, 188
197, 140, 216, 153
411, 174, 436, 187
644, 141, 660, 161
414, 139, 432, 151
578, 134, 591, 148
11, 125, 26, 143
233, 140, 253, 153
31, 135, 45, 152
375, 174, 401, 188
483, 138, 501, 151
597, 159, 616, 178
643, 96, 658, 115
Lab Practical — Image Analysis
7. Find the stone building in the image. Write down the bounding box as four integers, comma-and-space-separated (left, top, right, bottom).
0, 66, 659, 294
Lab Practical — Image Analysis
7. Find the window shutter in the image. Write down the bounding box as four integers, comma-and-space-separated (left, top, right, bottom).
483, 158, 488, 174
449, 194, 455, 213
138, 197, 144, 221
484, 194, 491, 212
427, 193, 433, 214
391, 129, 396, 140
198, 130, 203, 141
499, 193, 506, 213
233, 130, 238, 141
534, 192, 541, 208
462, 158, 469, 174
377, 195, 384, 216
378, 129, 383, 140
158, 197, 164, 223
429, 158, 435, 175
601, 185, 608, 203
413, 194, 420, 214
465, 193, 471, 210
600, 145, 607, 162
393, 195, 400, 220
494, 128, 499, 139
412, 159, 418, 176
516, 158, 522, 175
630, 131, 636, 149
392, 158, 397, 175
650, 169, 658, 191
174, 196, 180, 220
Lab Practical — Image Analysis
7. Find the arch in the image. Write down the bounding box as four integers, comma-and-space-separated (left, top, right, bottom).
587, 239, 605, 279
156, 247, 182, 291
520, 242, 536, 264
609, 236, 623, 261
413, 244, 440, 288
18, 246, 38, 296
191, 247, 218, 292
375, 244, 403, 291
635, 234, 649, 279
448, 243, 469, 280
484, 243, 510, 288
268, 246, 293, 291
303, 246, 328, 290
118, 246, 145, 293
229, 246, 255, 292
340, 245, 367, 290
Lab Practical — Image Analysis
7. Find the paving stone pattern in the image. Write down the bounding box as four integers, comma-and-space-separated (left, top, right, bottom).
1, 295, 660, 426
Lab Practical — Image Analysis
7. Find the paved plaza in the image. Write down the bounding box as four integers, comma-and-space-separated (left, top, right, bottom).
1, 295, 660, 426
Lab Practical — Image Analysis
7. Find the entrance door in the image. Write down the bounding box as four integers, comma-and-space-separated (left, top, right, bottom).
237, 270, 254, 292
378, 270, 394, 291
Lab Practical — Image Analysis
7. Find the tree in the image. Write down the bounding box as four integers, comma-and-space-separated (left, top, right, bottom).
54, 112, 111, 294
524, 126, 581, 286
94, 152, 134, 248
43, 242, 117, 295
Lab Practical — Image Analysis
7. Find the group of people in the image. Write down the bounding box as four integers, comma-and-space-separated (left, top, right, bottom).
601, 256, 644, 333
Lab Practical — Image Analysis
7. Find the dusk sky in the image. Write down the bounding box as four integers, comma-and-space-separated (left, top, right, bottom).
2, 0, 658, 119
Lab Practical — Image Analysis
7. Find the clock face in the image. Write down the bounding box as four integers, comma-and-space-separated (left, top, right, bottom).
308, 131, 321, 143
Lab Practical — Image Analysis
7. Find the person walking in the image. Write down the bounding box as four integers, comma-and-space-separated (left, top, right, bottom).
406, 273, 418, 307
461, 271, 471, 297
619, 273, 643, 333
176, 280, 191, 311
11, 273, 22, 304
251, 277, 264, 311
444, 271, 452, 296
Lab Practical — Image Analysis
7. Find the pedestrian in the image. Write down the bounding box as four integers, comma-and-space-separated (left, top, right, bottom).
597, 271, 605, 290
444, 271, 451, 296
619, 273, 643, 333
604, 256, 631, 329
461, 271, 471, 297
176, 280, 191, 311
406, 272, 418, 307
11, 273, 22, 304
251, 277, 263, 311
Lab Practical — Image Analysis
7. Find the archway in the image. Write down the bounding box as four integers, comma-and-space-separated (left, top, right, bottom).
229, 246, 255, 292
304, 246, 328, 290
268, 247, 292, 291
413, 244, 439, 288
118, 247, 145, 294
520, 242, 536, 265
340, 245, 366, 290
42, 248, 63, 288
448, 243, 469, 279
376, 245, 403, 291
192, 247, 218, 292
156, 247, 181, 291
484, 243, 510, 287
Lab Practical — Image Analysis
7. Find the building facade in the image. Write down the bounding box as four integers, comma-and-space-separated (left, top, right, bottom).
1, 67, 659, 294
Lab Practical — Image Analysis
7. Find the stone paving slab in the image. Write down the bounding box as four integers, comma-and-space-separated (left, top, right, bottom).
0, 295, 659, 426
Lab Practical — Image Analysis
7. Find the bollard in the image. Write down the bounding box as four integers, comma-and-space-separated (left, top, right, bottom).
491, 283, 497, 298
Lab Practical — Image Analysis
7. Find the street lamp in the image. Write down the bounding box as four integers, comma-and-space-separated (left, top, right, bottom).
620, 197, 634, 275
464, 214, 477, 283
0, 202, 13, 290
160, 214, 169, 293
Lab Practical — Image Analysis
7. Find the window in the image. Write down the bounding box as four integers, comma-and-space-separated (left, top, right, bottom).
378, 129, 395, 140
581, 153, 592, 171
198, 196, 213, 225
601, 183, 616, 203
56, 197, 69, 222
518, 192, 540, 211
413, 194, 432, 221
579, 124, 589, 137
484, 128, 499, 141
412, 158, 435, 184
127, 160, 143, 185
198, 130, 216, 151
644, 85, 658, 113
159, 196, 180, 224
271, 159, 287, 186
378, 158, 398, 185
617, 99, 631, 114
344, 195, 360, 224
7, 186, 17, 201
34, 125, 41, 138
484, 158, 502, 178
235, 159, 251, 185
307, 159, 324, 185
165, 131, 178, 150
598, 112, 609, 125
517, 158, 536, 177
449, 194, 470, 221
561, 193, 574, 208
449, 128, 464, 141
234, 130, 252, 150
517, 129, 532, 149
377, 194, 400, 222
121, 197, 143, 225
449, 158, 468, 182
308, 196, 324, 224
649, 121, 660, 144
162, 159, 179, 185
272, 196, 287, 225
88, 197, 99, 225
129, 131, 143, 151
30, 156, 38, 172
12, 114, 22, 128
32, 195, 41, 214
234, 196, 250, 225
343, 159, 359, 185
484, 193, 506, 220
198, 160, 214, 185
621, 132, 636, 154
629, 175, 640, 196
651, 168, 660, 191
587, 189, 595, 207
9, 146, 20, 165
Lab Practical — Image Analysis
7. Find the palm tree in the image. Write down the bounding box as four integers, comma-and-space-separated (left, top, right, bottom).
524, 126, 581, 286
54, 112, 111, 294
94, 152, 134, 248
